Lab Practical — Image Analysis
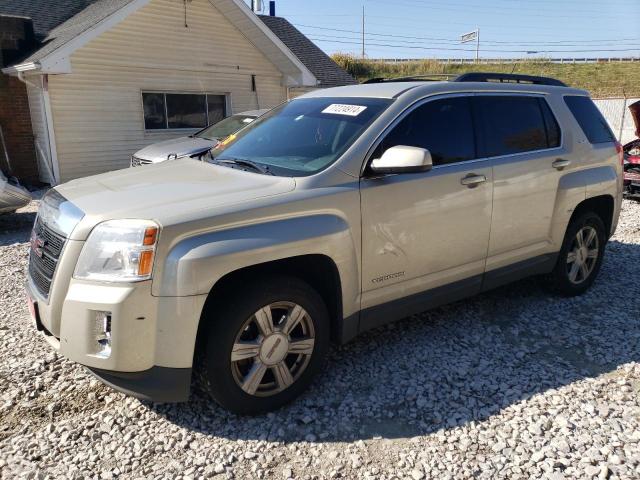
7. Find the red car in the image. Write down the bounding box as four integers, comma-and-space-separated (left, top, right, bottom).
623, 100, 640, 200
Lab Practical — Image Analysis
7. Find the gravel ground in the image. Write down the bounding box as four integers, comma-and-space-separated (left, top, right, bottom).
1, 196, 639, 480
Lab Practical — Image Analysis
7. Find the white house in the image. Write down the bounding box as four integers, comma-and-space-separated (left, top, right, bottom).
1, 0, 355, 184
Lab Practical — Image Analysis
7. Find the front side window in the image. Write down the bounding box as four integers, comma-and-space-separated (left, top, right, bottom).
209, 97, 392, 176
474, 96, 549, 157
373, 96, 476, 166
142, 92, 227, 130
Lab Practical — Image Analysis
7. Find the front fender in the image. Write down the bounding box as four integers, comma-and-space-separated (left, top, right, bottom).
154, 214, 359, 312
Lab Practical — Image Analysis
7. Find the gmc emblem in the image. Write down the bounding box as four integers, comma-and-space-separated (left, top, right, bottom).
30, 230, 46, 258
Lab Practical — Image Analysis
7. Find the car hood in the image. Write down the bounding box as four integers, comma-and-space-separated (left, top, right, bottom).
134, 136, 216, 162
55, 159, 296, 240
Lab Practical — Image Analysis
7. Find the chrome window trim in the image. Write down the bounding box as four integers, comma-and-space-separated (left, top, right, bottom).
431, 145, 565, 171
361, 91, 565, 176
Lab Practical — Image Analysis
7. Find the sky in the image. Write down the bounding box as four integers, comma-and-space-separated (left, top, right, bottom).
246, 0, 640, 60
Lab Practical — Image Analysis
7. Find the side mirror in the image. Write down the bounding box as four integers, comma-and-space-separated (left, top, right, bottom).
370, 145, 433, 174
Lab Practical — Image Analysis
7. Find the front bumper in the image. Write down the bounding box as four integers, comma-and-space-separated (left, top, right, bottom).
88, 366, 191, 402
26, 275, 206, 402
27, 277, 160, 371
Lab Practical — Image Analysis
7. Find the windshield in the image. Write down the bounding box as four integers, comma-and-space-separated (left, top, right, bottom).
208, 97, 393, 176
196, 114, 258, 141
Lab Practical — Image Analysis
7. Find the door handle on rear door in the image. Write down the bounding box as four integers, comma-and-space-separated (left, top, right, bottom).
460, 174, 487, 188
552, 158, 571, 170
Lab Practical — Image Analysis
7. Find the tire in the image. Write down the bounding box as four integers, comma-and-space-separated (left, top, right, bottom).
195, 275, 330, 414
544, 211, 607, 296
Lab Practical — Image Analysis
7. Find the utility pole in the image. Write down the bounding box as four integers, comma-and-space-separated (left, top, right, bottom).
361, 5, 365, 59
475, 27, 480, 62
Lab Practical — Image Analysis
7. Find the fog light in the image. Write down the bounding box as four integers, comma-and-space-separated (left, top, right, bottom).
93, 311, 112, 357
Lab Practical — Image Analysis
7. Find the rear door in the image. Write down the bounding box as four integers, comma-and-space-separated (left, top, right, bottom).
474, 94, 567, 272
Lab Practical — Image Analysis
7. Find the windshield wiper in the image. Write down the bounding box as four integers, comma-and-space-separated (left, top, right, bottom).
213, 157, 273, 175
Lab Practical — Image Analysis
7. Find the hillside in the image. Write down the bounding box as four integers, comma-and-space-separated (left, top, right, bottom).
332, 56, 640, 98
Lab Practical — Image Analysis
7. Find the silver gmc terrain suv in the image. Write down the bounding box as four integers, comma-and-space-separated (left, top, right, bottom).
26, 73, 623, 414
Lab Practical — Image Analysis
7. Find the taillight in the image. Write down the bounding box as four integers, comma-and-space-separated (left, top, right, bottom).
615, 142, 624, 165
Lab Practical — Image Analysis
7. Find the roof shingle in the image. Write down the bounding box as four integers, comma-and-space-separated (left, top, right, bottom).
0, 0, 134, 64
0, 0, 100, 37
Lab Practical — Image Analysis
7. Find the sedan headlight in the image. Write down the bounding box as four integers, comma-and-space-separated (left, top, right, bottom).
74, 220, 159, 282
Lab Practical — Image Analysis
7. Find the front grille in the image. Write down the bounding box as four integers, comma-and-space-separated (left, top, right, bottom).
28, 218, 68, 298
131, 156, 153, 167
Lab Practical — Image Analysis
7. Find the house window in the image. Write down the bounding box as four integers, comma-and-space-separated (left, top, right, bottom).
142, 92, 228, 130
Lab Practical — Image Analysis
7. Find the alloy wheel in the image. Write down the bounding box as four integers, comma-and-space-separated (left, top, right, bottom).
566, 225, 599, 285
230, 301, 315, 397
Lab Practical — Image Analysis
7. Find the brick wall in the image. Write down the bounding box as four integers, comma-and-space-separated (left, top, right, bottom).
0, 16, 40, 183
0, 73, 39, 182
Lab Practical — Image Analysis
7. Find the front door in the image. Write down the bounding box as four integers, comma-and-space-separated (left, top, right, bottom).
359, 95, 493, 330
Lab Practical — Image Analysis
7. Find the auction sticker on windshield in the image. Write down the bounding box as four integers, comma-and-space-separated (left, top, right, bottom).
322, 104, 368, 116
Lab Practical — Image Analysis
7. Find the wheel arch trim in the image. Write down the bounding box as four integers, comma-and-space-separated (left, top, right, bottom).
153, 214, 359, 313
551, 165, 620, 246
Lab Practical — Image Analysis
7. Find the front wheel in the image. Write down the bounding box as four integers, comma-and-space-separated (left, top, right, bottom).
544, 212, 607, 296
196, 276, 330, 414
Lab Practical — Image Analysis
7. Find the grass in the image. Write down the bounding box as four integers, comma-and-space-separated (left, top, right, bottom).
331, 55, 640, 98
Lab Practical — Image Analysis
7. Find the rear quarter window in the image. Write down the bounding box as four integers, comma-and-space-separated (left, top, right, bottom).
563, 95, 615, 144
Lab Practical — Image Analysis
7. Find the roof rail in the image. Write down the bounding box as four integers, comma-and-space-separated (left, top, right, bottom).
362, 73, 457, 84
453, 72, 567, 87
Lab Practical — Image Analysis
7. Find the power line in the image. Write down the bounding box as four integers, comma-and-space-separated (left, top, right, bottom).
289, 15, 636, 34
295, 23, 640, 46
305, 32, 640, 49
364, 0, 633, 19
307, 37, 640, 54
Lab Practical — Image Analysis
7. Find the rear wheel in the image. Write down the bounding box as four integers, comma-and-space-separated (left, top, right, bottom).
196, 276, 330, 414
544, 212, 606, 296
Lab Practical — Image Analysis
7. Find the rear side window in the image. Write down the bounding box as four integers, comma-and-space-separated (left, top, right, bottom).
474, 96, 549, 157
374, 96, 476, 166
564, 95, 615, 144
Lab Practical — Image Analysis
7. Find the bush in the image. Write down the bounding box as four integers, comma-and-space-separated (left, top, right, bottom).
331, 54, 640, 97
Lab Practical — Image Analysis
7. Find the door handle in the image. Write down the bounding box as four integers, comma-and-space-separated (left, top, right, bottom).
460, 174, 487, 188
552, 158, 571, 170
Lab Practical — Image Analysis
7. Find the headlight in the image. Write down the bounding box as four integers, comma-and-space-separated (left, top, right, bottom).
74, 219, 159, 282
